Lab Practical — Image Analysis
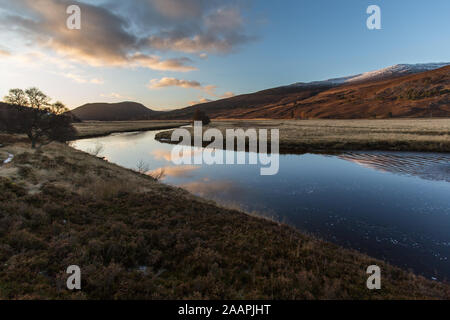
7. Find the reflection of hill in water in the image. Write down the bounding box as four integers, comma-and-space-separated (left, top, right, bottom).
337, 152, 450, 182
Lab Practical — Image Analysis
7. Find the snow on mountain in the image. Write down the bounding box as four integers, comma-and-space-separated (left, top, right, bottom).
290, 63, 450, 88
345, 63, 450, 83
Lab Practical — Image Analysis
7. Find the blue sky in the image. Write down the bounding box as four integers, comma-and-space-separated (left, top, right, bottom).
0, 0, 449, 110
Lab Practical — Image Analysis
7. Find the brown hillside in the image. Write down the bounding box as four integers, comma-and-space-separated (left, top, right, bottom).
157, 66, 450, 119
266, 66, 450, 119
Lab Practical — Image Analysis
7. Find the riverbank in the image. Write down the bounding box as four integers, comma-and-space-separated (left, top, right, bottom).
155, 119, 450, 153
0, 133, 449, 299
73, 120, 189, 139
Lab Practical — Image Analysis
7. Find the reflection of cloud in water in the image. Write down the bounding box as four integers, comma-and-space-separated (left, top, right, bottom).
151, 149, 173, 161
151, 165, 200, 178
337, 152, 450, 182
180, 180, 243, 198
151, 148, 203, 163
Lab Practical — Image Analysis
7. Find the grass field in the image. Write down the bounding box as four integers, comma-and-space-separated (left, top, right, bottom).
155, 118, 450, 153
0, 133, 449, 299
73, 120, 188, 139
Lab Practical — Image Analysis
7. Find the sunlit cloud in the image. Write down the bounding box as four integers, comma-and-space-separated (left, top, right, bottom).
148, 77, 202, 89
148, 77, 234, 99
100, 92, 132, 100
0, 0, 254, 108
189, 98, 212, 106
0, 0, 252, 69
0, 48, 11, 56
4, 50, 75, 70
90, 78, 104, 85
62, 73, 104, 84
220, 91, 235, 98
130, 53, 196, 72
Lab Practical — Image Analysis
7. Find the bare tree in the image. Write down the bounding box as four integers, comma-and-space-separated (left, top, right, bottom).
136, 160, 150, 174
1, 87, 77, 148
50, 101, 70, 115
24, 87, 51, 110
3, 89, 28, 106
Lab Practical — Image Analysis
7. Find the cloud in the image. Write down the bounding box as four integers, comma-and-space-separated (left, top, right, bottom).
0, 48, 11, 56
205, 7, 244, 32
90, 78, 104, 85
148, 77, 235, 102
0, 0, 196, 71
144, 5, 253, 54
4, 50, 75, 70
130, 53, 196, 72
0, 0, 254, 70
189, 98, 212, 106
150, 165, 200, 178
148, 77, 202, 89
220, 91, 235, 98
150, 0, 206, 19
63, 73, 104, 84
188, 92, 234, 106
100, 92, 131, 99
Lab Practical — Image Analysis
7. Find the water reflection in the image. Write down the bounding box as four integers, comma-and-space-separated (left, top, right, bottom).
338, 152, 450, 182
72, 130, 450, 280
180, 179, 243, 198
153, 165, 200, 178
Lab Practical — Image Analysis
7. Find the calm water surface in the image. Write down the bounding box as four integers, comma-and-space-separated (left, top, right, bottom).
72, 130, 450, 280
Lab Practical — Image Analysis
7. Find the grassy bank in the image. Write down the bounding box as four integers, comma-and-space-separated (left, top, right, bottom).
156, 119, 450, 153
0, 133, 449, 299
73, 120, 188, 139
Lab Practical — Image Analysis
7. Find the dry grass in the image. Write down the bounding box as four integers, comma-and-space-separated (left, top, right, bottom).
73, 120, 189, 139
156, 119, 450, 153
0, 134, 449, 299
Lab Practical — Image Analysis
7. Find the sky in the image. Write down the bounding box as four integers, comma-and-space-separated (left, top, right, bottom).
0, 0, 449, 110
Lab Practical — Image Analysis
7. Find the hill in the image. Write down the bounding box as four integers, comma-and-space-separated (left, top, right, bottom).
71, 102, 159, 121
156, 64, 450, 120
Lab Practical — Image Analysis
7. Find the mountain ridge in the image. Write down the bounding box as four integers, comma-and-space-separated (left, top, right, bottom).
289, 63, 450, 87
155, 63, 450, 120
72, 63, 450, 121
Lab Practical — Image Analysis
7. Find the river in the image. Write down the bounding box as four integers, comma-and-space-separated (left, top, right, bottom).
72, 129, 450, 280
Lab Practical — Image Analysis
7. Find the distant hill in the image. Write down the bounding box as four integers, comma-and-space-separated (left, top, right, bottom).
71, 102, 159, 121
155, 63, 450, 120
71, 63, 450, 121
